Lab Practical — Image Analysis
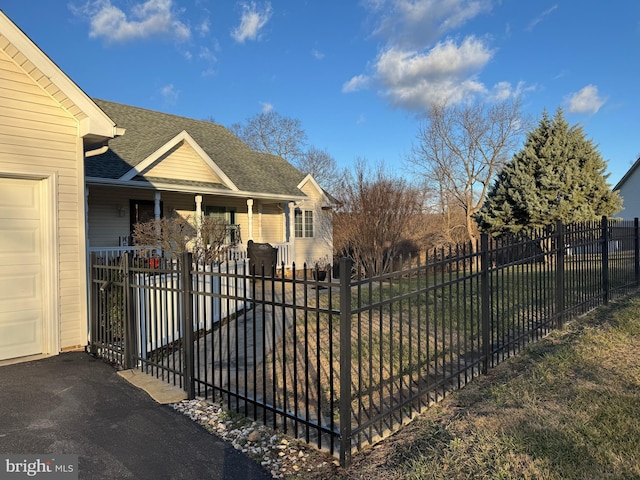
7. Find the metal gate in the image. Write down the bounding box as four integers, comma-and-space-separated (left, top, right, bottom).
88, 252, 188, 390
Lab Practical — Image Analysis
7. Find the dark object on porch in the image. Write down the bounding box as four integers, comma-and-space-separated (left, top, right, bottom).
247, 240, 278, 277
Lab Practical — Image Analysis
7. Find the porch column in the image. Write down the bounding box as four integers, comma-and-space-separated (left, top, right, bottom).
287, 201, 295, 243
154, 192, 161, 221
195, 195, 203, 241
247, 198, 254, 241
257, 203, 263, 242
281, 203, 287, 243
85, 189, 90, 247
288, 201, 295, 267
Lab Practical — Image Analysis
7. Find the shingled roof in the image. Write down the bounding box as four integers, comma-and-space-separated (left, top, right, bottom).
86, 99, 307, 198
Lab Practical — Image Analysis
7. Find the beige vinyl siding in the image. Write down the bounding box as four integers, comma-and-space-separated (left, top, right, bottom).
143, 141, 224, 184
87, 186, 152, 247
258, 203, 284, 243
0, 45, 86, 351
293, 179, 333, 267
299, 181, 323, 203
87, 187, 191, 247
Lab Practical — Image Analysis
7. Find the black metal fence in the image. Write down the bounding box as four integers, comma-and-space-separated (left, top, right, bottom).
89, 217, 640, 466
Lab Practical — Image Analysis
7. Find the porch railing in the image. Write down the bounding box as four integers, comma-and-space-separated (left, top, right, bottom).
88, 241, 292, 267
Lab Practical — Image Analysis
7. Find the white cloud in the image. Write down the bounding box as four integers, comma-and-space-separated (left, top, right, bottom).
161, 83, 179, 103
73, 0, 191, 43
201, 67, 217, 77
260, 102, 274, 113
197, 18, 210, 36
199, 46, 217, 62
489, 80, 535, 102
231, 1, 272, 43
566, 84, 607, 114
312, 49, 325, 60
342, 74, 370, 93
365, 0, 492, 49
526, 5, 558, 31
348, 1, 523, 110
374, 37, 493, 108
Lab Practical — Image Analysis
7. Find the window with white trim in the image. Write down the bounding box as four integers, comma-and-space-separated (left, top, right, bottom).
205, 206, 239, 244
294, 208, 314, 238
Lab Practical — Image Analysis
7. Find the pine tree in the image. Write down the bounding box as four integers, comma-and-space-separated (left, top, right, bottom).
475, 108, 622, 235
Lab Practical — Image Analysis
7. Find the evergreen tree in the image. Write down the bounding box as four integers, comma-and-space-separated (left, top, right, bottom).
475, 108, 622, 235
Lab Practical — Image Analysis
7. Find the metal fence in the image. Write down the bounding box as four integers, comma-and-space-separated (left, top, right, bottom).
88, 217, 639, 466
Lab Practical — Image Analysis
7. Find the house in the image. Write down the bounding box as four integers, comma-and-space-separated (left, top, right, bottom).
613, 157, 640, 220
0, 11, 121, 362
0, 10, 333, 363
85, 99, 334, 268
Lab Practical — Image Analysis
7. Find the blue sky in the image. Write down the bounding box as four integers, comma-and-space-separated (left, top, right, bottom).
3, 1, 639, 184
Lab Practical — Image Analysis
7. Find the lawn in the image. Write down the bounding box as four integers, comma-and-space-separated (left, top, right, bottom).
319, 290, 640, 479
247, 255, 636, 457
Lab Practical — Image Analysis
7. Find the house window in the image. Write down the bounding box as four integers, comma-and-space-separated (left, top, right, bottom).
205, 206, 239, 244
295, 208, 314, 238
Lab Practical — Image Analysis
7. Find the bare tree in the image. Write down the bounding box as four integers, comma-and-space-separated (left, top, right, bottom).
295, 146, 340, 190
229, 111, 307, 163
132, 214, 231, 263
333, 160, 426, 277
407, 99, 527, 246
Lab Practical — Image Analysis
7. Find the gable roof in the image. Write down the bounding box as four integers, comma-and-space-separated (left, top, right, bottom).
613, 156, 640, 191
0, 11, 119, 144
86, 99, 307, 198
297, 174, 339, 208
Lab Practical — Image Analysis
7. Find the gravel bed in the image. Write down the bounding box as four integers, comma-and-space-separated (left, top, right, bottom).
171, 399, 341, 479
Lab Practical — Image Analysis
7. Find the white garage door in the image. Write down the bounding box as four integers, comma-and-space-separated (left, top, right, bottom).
0, 177, 44, 361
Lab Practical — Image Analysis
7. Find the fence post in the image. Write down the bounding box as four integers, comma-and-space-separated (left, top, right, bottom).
480, 234, 490, 375
181, 252, 195, 400
634, 218, 639, 287
555, 220, 565, 329
339, 257, 353, 467
89, 252, 98, 355
123, 252, 138, 369
602, 216, 610, 305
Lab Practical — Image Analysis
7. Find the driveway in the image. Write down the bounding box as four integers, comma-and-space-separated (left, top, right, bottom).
0, 352, 272, 479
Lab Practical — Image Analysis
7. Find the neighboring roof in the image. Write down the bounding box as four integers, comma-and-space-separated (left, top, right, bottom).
0, 10, 119, 143
87, 99, 307, 198
613, 156, 640, 191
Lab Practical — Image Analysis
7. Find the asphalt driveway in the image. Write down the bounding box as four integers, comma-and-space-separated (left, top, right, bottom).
0, 352, 272, 479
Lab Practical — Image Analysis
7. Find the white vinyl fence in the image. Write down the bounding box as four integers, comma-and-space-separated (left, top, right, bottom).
134, 262, 249, 358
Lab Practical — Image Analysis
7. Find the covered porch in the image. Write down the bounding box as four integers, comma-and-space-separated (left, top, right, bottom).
86, 184, 298, 268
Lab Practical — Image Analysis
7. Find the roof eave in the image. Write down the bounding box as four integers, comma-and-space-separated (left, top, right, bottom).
85, 176, 307, 201
0, 11, 119, 141
613, 156, 640, 191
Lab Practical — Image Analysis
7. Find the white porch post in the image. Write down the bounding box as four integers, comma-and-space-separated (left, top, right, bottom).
247, 198, 254, 241
281, 204, 287, 243
85, 189, 90, 248
154, 192, 161, 221
153, 192, 162, 250
287, 201, 295, 267
195, 194, 203, 240
257, 202, 263, 242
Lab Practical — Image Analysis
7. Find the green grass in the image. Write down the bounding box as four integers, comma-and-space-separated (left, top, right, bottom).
256, 258, 635, 457
326, 291, 640, 480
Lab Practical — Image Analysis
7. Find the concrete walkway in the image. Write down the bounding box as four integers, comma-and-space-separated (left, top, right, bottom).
187, 279, 335, 392
0, 352, 272, 480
